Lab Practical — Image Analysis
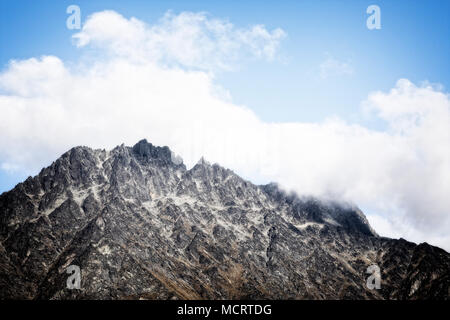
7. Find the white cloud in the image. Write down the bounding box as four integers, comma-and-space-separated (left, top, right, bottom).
73, 10, 285, 71
367, 213, 450, 252
319, 55, 354, 79
0, 11, 449, 251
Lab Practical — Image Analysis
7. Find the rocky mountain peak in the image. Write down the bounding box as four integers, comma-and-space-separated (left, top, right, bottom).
0, 139, 448, 300
132, 139, 170, 160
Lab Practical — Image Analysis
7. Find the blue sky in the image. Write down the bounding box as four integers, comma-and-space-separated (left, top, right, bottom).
0, 1, 449, 248
1, 0, 449, 129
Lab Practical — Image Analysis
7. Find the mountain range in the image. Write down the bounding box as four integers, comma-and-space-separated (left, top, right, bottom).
0, 139, 448, 299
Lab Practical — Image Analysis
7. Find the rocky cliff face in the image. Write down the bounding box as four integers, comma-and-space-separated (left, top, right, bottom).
0, 139, 448, 299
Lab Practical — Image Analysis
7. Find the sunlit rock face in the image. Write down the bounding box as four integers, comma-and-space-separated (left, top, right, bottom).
0, 139, 448, 299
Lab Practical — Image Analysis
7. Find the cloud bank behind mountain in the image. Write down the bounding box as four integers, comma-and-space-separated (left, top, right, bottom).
0, 11, 448, 250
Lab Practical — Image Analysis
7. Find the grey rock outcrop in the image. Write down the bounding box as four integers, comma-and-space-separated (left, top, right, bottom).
0, 139, 448, 299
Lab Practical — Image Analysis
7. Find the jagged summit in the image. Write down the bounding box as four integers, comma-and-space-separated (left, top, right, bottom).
195, 156, 210, 166
0, 139, 448, 300
132, 139, 170, 159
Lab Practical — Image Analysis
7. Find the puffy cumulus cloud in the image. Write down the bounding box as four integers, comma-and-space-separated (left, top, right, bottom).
362, 80, 450, 227
73, 10, 286, 70
0, 11, 449, 250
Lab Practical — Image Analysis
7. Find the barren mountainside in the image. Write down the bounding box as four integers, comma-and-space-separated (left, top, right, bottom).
0, 139, 449, 299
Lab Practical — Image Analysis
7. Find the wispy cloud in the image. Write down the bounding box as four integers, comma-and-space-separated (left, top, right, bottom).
73, 10, 286, 71
319, 55, 354, 79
